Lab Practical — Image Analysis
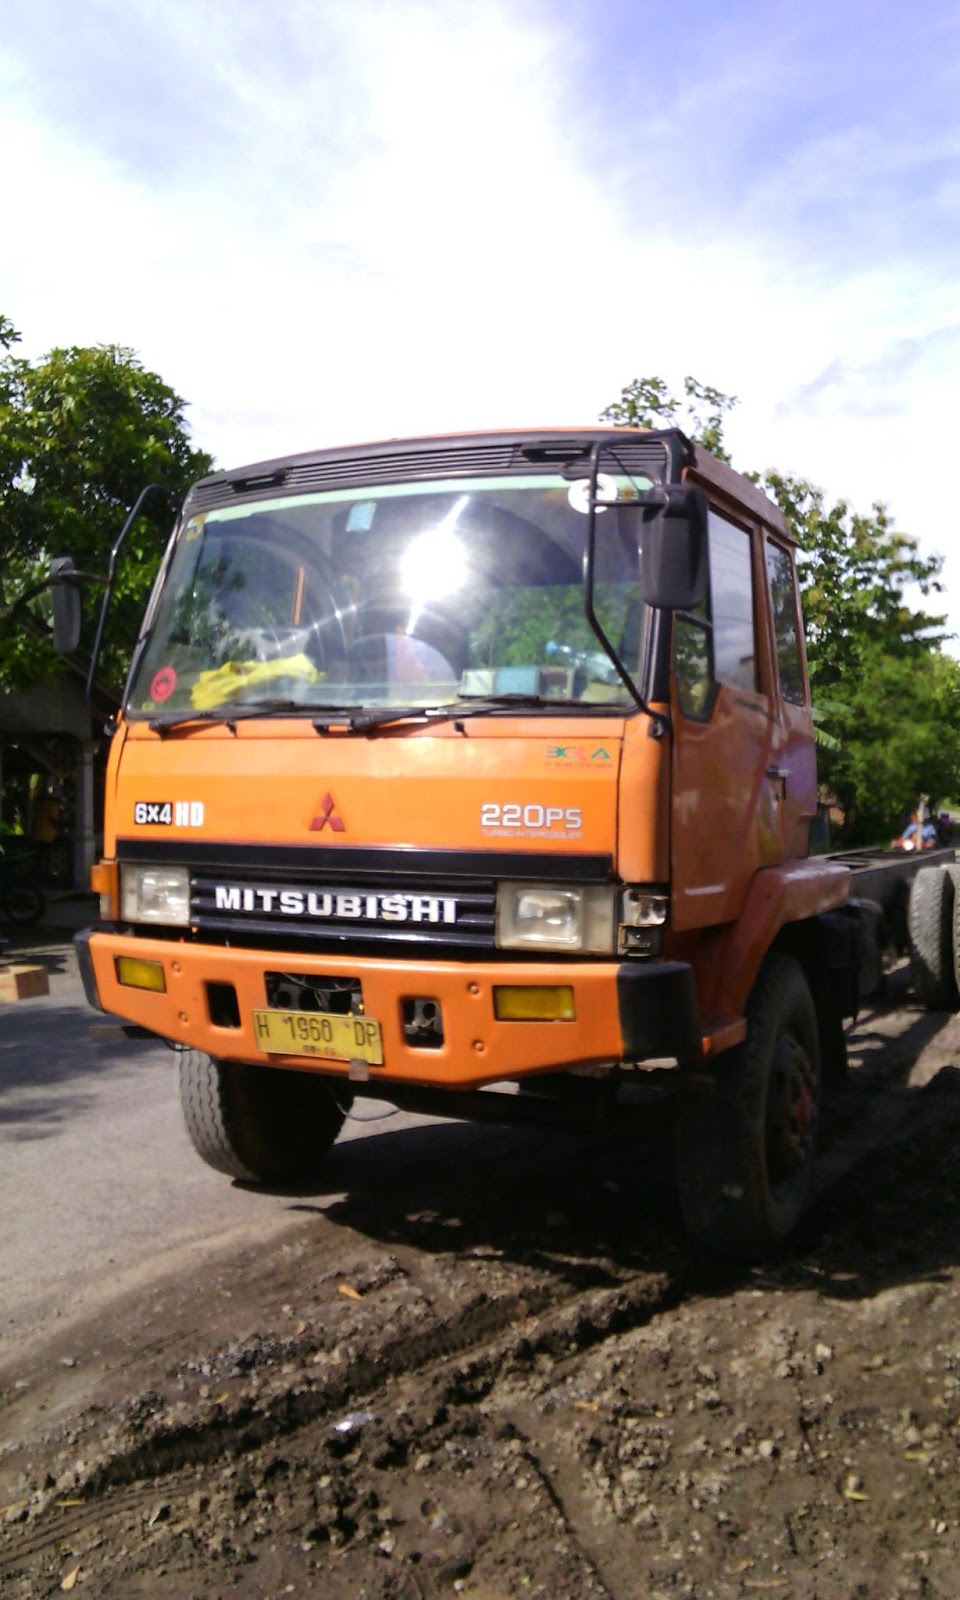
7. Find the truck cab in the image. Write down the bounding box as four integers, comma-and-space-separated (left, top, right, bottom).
68, 427, 864, 1256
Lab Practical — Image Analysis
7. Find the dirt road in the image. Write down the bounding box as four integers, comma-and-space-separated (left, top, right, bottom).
2, 967, 960, 1600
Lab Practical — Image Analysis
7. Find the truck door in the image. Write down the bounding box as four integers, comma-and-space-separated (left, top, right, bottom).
669, 510, 783, 932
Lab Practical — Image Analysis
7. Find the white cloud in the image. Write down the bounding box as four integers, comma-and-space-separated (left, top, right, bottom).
1, 0, 959, 641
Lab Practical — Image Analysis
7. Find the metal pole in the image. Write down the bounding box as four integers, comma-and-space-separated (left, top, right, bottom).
74, 739, 96, 889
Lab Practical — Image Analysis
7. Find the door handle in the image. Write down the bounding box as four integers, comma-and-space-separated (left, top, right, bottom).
766, 766, 788, 796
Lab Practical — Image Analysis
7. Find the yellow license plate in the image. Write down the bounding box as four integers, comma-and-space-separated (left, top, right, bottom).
253, 1009, 384, 1065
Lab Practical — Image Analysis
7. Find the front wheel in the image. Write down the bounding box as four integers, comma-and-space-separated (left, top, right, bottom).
676, 954, 821, 1259
178, 1052, 349, 1183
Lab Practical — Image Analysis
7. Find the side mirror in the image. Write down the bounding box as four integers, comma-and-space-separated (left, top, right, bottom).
50, 556, 83, 654
641, 486, 709, 611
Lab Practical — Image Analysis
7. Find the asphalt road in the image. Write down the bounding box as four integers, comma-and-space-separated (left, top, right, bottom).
0, 912, 443, 1357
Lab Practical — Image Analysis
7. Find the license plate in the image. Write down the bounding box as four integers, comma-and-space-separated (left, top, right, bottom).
253, 1008, 384, 1065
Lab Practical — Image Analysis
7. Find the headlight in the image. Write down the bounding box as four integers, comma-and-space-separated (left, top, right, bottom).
496, 883, 615, 954
120, 864, 190, 926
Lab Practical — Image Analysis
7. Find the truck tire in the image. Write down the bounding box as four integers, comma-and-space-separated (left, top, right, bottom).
949, 866, 960, 1001
178, 1052, 349, 1183
676, 954, 820, 1260
908, 865, 958, 1011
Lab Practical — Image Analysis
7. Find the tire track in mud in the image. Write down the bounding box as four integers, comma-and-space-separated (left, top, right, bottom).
102, 1280, 677, 1489
1, 1261, 688, 1570
512, 1433, 621, 1600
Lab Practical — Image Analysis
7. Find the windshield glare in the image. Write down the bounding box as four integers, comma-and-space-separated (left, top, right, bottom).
127, 474, 651, 718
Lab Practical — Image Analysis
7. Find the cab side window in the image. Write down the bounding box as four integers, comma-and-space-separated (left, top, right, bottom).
675, 511, 757, 717
765, 540, 805, 704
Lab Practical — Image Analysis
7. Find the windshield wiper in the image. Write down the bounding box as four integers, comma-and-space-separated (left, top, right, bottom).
148, 699, 360, 735
322, 695, 622, 735
313, 701, 463, 734
149, 692, 627, 737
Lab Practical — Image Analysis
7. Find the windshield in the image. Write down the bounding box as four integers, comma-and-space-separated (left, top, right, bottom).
126, 473, 652, 719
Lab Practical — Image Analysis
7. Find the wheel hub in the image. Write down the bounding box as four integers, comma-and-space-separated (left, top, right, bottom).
766, 1034, 817, 1191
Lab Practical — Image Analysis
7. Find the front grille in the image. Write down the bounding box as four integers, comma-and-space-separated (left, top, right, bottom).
264, 971, 362, 1012
190, 868, 497, 951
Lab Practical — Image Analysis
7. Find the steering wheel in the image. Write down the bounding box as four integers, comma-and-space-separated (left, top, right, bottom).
340, 603, 466, 686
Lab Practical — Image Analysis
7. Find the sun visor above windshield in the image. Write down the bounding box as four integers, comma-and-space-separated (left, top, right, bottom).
181, 429, 688, 516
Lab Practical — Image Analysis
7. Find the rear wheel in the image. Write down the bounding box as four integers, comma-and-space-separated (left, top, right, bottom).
178, 1052, 349, 1183
676, 954, 821, 1259
908, 865, 958, 1010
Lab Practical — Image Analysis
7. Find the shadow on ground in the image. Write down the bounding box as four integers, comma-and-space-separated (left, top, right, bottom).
0, 997, 167, 1139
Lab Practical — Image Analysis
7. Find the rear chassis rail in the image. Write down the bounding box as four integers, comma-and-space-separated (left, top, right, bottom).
830, 846, 956, 955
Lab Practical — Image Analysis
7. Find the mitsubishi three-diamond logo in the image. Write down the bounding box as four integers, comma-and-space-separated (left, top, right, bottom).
309, 793, 346, 833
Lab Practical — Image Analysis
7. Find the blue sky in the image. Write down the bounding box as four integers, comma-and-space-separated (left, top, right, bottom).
2, 0, 958, 633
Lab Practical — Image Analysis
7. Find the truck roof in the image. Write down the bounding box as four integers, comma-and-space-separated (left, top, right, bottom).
186, 426, 792, 540
686, 442, 793, 542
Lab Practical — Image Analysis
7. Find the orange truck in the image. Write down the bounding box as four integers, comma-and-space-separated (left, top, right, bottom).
52, 428, 958, 1257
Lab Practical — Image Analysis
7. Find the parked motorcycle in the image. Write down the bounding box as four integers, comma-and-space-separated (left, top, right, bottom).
0, 844, 47, 926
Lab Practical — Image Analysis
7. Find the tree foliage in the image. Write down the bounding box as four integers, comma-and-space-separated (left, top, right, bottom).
0, 319, 213, 692
602, 373, 960, 838
601, 375, 735, 463
762, 469, 953, 834
814, 643, 960, 836
765, 471, 946, 674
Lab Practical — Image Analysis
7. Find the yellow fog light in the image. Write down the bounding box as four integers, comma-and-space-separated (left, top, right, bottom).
493, 985, 575, 1022
115, 956, 166, 993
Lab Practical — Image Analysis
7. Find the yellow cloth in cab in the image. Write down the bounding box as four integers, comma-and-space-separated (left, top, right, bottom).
190, 653, 320, 710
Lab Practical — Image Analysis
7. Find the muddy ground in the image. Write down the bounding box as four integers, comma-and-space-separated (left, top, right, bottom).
3, 971, 960, 1600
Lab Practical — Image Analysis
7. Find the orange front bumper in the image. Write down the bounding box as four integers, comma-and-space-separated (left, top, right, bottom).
79, 930, 641, 1089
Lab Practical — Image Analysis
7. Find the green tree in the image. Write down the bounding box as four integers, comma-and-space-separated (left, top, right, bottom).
602, 373, 960, 837
0, 321, 213, 691
762, 477, 953, 834
817, 645, 960, 838
764, 471, 945, 676
601, 374, 736, 463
